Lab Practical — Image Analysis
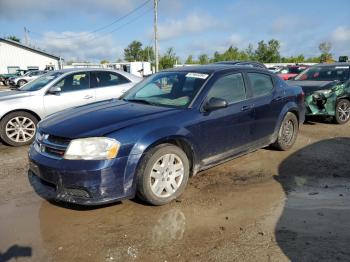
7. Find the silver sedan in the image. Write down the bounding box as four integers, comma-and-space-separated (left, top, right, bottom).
0, 68, 142, 146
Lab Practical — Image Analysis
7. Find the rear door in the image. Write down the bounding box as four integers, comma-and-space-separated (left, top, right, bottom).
199, 72, 254, 164
43, 71, 96, 116
245, 71, 285, 142
92, 71, 134, 101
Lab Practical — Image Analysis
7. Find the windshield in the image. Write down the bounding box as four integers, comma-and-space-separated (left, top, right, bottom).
123, 71, 209, 108
19, 71, 64, 91
294, 65, 350, 82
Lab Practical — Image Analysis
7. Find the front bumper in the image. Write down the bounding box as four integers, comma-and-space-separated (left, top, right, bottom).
305, 92, 336, 117
28, 144, 134, 205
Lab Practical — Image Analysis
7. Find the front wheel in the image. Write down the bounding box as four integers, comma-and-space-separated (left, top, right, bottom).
0, 111, 38, 146
136, 144, 189, 205
272, 112, 299, 151
334, 99, 350, 124
18, 80, 27, 87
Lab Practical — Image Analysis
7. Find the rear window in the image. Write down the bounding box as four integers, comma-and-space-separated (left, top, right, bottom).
295, 66, 350, 82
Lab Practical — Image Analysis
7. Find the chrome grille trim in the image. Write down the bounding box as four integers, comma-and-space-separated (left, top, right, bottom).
35, 132, 71, 159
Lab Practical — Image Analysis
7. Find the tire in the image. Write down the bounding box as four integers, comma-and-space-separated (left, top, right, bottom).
136, 144, 190, 206
0, 111, 38, 146
334, 99, 350, 124
4, 79, 10, 86
18, 80, 27, 87
272, 112, 299, 151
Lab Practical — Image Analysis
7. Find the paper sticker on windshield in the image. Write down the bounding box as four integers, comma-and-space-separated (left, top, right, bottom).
186, 72, 209, 79
335, 66, 349, 69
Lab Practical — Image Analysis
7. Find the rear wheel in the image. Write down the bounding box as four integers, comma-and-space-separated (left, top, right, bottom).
0, 111, 38, 146
272, 112, 299, 151
334, 99, 350, 124
136, 144, 189, 205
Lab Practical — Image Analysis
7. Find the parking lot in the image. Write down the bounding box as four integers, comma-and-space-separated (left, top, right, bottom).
0, 120, 349, 262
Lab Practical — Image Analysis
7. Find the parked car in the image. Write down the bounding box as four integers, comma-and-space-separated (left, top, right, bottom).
277, 65, 309, 80
28, 64, 305, 206
0, 69, 31, 86
0, 68, 141, 146
214, 60, 267, 69
268, 66, 283, 73
288, 63, 350, 124
9, 70, 48, 87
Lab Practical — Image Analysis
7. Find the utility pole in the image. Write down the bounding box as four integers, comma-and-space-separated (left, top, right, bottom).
153, 0, 159, 72
24, 27, 29, 45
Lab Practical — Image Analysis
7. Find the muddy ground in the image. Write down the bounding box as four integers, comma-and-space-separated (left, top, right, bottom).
0, 119, 349, 262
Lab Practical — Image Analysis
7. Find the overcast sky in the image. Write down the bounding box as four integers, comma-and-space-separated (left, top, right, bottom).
0, 0, 349, 62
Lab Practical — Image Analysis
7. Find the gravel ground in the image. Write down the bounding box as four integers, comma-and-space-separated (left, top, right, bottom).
0, 120, 349, 262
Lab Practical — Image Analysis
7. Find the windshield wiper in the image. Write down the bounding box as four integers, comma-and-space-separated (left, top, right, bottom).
123, 99, 154, 105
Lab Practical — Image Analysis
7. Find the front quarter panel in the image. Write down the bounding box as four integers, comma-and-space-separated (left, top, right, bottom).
0, 92, 45, 119
106, 110, 203, 196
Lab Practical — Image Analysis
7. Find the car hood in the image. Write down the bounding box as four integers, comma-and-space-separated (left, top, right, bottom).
0, 90, 32, 101
40, 99, 179, 138
287, 80, 336, 95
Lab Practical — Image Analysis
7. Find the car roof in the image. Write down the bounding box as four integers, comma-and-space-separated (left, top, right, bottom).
213, 60, 267, 69
51, 68, 142, 81
164, 64, 269, 74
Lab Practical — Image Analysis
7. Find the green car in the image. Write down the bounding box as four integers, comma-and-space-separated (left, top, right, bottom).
0, 69, 28, 86
288, 63, 350, 124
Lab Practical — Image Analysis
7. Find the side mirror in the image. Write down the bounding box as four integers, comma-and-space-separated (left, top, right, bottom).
48, 86, 61, 95
203, 97, 228, 112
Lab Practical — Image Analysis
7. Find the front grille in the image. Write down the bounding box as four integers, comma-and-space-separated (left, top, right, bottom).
35, 132, 71, 159
47, 135, 71, 146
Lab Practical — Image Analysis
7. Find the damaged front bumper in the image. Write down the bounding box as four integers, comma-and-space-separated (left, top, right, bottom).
305, 83, 347, 116
28, 144, 133, 205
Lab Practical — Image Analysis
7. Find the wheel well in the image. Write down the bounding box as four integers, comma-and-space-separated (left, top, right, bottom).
0, 109, 41, 122
145, 138, 196, 176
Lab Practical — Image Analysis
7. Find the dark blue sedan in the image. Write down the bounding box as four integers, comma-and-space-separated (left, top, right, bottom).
28, 64, 305, 205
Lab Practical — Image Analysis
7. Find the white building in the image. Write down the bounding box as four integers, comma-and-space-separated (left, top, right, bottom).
0, 38, 62, 74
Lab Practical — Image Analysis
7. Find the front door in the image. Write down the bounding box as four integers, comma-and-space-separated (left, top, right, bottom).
43, 71, 96, 116
199, 73, 254, 165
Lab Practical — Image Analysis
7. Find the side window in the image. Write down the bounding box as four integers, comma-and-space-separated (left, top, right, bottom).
247, 73, 274, 97
207, 73, 246, 103
95, 71, 130, 88
55, 72, 90, 92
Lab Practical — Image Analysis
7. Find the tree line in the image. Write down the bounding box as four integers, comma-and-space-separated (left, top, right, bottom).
122, 39, 335, 69
4, 35, 334, 68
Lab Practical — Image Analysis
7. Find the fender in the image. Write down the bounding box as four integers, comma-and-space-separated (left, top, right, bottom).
122, 126, 201, 196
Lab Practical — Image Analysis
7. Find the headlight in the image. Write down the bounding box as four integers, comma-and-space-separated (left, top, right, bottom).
64, 137, 120, 160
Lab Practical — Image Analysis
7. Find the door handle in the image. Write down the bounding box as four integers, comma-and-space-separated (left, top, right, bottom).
241, 105, 253, 111
83, 95, 93, 99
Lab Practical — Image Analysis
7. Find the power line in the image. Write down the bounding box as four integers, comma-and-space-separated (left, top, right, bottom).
28, 0, 151, 40
87, 6, 152, 42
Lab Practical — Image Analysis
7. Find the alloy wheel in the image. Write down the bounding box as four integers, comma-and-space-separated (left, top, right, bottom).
337, 102, 350, 122
5, 116, 36, 143
150, 153, 184, 198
